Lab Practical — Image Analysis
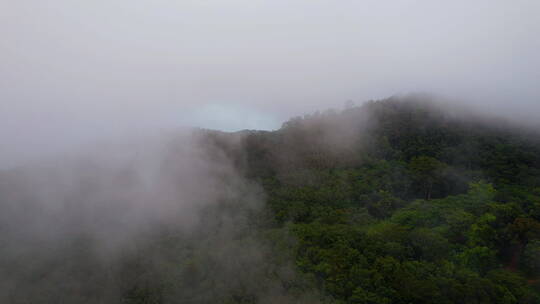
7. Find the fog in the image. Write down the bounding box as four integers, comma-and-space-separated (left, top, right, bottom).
0, 130, 328, 303
2, 1, 540, 302
2, 0, 540, 167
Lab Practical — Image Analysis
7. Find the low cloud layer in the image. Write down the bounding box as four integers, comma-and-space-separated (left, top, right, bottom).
1, 0, 539, 165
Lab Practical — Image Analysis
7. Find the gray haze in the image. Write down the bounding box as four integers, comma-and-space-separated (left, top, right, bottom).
2, 0, 540, 167
0, 130, 325, 303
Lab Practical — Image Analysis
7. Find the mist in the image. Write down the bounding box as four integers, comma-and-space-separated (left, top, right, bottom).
2, 0, 540, 167
1, 1, 540, 303
0, 130, 328, 303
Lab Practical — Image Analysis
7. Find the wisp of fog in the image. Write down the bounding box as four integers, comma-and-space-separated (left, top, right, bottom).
1, 1, 539, 303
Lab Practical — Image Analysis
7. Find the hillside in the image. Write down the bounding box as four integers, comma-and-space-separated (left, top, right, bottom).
1, 97, 540, 303
208, 96, 540, 303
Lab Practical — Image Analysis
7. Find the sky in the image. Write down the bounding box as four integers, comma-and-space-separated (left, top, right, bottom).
1, 0, 539, 167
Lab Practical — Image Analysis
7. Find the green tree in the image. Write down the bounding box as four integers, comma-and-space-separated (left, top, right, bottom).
409, 156, 447, 200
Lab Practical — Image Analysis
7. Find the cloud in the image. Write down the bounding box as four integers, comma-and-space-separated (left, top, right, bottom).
1, 0, 539, 167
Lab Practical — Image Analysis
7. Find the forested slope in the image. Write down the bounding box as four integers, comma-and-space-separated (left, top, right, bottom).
222, 97, 540, 303
1, 97, 539, 303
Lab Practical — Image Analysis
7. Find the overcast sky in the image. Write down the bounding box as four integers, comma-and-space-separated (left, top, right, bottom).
1, 0, 539, 167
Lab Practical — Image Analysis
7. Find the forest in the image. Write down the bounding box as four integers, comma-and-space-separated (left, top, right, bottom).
1, 97, 539, 303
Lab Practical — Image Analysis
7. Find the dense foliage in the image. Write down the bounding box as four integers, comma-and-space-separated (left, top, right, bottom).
1, 97, 539, 303
234, 97, 540, 303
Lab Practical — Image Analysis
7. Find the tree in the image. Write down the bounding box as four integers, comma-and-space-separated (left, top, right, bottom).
409, 156, 447, 200
522, 240, 540, 275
